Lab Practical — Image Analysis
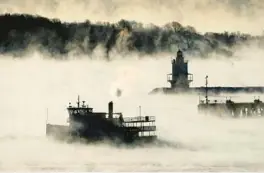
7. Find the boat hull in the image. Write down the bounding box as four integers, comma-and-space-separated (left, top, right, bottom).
46, 124, 157, 145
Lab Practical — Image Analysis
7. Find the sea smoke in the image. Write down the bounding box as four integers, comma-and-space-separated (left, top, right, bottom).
0, 13, 263, 59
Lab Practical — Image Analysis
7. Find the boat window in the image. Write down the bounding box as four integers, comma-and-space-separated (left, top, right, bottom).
145, 116, 149, 121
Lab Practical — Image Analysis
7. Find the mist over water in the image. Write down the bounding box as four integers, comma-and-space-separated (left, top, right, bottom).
0, 48, 264, 171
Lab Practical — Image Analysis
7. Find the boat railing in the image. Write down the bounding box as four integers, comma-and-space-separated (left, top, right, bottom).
123, 116, 155, 122
124, 125, 156, 132
138, 125, 156, 131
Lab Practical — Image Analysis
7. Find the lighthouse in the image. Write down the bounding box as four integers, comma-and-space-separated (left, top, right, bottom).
167, 50, 193, 89
149, 50, 264, 95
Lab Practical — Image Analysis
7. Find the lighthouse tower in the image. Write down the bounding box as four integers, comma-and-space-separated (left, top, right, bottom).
167, 50, 193, 89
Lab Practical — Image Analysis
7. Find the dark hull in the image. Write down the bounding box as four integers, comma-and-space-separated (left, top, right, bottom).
46, 124, 157, 145
150, 86, 264, 95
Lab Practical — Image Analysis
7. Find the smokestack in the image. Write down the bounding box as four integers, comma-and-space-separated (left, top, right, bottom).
108, 101, 113, 119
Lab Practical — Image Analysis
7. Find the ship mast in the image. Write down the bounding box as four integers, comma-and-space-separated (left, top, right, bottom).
139, 106, 141, 117
139, 105, 142, 137
205, 75, 209, 104
77, 95, 80, 108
